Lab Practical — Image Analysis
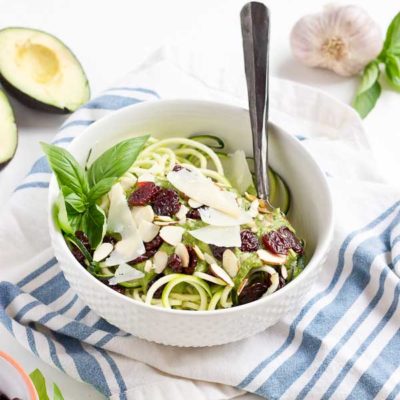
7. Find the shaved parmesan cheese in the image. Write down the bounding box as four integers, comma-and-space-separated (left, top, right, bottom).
119, 173, 137, 191
167, 168, 240, 217
160, 226, 185, 246
138, 173, 155, 182
223, 150, 254, 194
138, 220, 160, 242
131, 205, 154, 225
105, 184, 145, 266
188, 198, 203, 208
108, 263, 144, 285
189, 225, 241, 247
199, 206, 252, 226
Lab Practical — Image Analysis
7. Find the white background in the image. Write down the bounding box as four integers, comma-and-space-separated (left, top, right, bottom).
0, 0, 399, 398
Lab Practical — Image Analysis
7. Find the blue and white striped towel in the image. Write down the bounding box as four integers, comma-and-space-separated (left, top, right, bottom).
1, 43, 400, 400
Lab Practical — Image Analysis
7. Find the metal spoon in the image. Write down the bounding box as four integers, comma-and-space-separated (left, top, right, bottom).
240, 2, 270, 201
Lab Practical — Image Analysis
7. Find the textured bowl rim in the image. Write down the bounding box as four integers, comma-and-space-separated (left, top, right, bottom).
0, 351, 38, 400
48, 99, 334, 316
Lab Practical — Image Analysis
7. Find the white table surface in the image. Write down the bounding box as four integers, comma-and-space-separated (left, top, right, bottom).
1, 0, 399, 398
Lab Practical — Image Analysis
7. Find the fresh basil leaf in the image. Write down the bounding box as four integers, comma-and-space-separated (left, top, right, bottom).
353, 62, 381, 118
382, 12, 400, 56
41, 143, 89, 198
87, 177, 117, 204
353, 81, 381, 118
385, 53, 400, 90
87, 135, 149, 186
29, 369, 50, 400
64, 192, 88, 213
66, 234, 92, 262
69, 213, 84, 232
356, 61, 380, 95
53, 383, 65, 400
55, 193, 74, 234
82, 204, 106, 248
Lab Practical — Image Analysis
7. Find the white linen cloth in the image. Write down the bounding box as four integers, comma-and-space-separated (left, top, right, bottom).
1, 41, 400, 400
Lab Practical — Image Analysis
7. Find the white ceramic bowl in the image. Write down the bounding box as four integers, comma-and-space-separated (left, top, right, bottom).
0, 351, 38, 400
49, 100, 333, 347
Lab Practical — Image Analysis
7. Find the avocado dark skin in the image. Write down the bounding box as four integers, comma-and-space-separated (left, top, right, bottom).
0, 74, 71, 114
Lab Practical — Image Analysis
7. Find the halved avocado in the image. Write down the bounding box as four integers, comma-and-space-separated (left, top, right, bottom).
0, 90, 17, 169
0, 27, 90, 113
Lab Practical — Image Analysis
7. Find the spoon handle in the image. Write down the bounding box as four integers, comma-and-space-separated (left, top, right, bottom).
240, 2, 270, 200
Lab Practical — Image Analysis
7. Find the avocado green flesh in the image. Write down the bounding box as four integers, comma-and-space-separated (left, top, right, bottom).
0, 27, 90, 113
0, 90, 17, 169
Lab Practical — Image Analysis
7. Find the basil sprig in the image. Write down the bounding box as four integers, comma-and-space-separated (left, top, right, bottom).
29, 369, 64, 400
42, 135, 149, 248
353, 12, 400, 118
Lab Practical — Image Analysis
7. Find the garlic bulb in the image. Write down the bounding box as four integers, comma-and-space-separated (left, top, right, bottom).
290, 5, 382, 76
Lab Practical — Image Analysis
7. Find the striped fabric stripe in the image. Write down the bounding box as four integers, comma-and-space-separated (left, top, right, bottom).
1, 82, 400, 400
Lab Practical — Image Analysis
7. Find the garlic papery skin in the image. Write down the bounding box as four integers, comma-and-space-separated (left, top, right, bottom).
290, 5, 382, 77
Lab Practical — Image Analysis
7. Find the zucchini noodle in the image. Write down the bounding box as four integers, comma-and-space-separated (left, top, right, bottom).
64, 134, 303, 311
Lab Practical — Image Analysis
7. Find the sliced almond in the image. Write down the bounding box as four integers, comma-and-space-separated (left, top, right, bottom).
153, 220, 179, 226
281, 265, 288, 279
266, 273, 280, 295
175, 243, 189, 267
154, 215, 174, 222
144, 260, 153, 273
237, 278, 248, 295
176, 204, 188, 222
257, 249, 287, 265
204, 252, 217, 265
159, 226, 185, 246
222, 249, 239, 278
248, 199, 259, 217
188, 198, 203, 208
93, 242, 114, 262
153, 250, 168, 273
131, 205, 154, 225
138, 220, 160, 242
245, 192, 257, 202
210, 264, 234, 286
193, 244, 205, 260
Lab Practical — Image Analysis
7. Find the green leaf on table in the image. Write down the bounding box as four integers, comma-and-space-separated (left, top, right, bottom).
353, 61, 381, 118
382, 12, 400, 56
82, 204, 106, 248
87, 177, 117, 204
41, 143, 89, 198
29, 369, 50, 400
87, 135, 149, 186
53, 383, 65, 400
385, 53, 400, 90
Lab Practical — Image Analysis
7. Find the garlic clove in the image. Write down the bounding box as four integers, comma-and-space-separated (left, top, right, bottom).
290, 5, 382, 77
